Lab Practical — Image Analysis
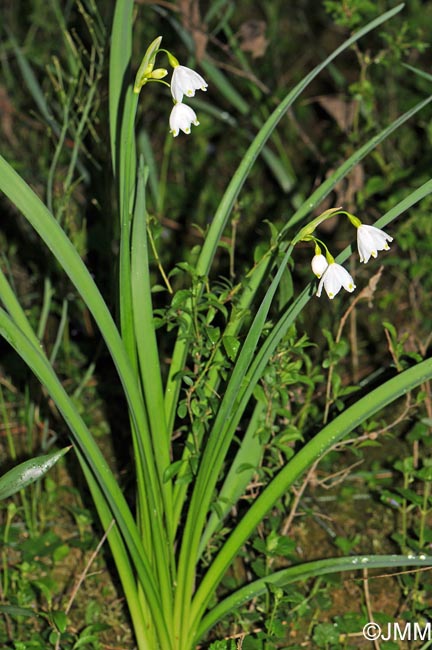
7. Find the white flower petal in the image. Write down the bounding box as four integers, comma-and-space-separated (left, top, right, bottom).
171, 65, 208, 103
169, 103, 199, 137
316, 263, 356, 299
357, 224, 393, 264
311, 254, 328, 279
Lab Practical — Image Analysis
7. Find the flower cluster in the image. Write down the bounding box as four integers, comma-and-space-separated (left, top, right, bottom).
309, 215, 393, 300
169, 64, 208, 137
133, 38, 208, 138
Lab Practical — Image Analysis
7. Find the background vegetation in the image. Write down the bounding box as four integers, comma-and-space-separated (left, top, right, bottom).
1, 0, 432, 648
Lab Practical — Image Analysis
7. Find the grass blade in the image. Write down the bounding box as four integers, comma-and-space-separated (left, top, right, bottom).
190, 357, 432, 635
0, 306, 173, 649
196, 554, 432, 641
198, 401, 265, 556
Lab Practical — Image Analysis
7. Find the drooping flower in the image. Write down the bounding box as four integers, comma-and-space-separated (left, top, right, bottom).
357, 224, 393, 264
311, 253, 329, 279
171, 65, 208, 103
169, 103, 199, 137
316, 262, 356, 299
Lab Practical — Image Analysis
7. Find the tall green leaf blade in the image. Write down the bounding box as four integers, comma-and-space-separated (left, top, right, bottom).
281, 95, 432, 235
198, 401, 265, 555
131, 162, 174, 620
77, 449, 156, 650
131, 163, 171, 486
0, 154, 167, 547
0, 306, 172, 650
109, 0, 134, 178
190, 358, 432, 635
196, 554, 432, 641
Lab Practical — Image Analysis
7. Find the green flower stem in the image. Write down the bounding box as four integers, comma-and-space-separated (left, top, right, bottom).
110, 1, 175, 611
131, 162, 175, 600
119, 89, 140, 368
292, 206, 345, 245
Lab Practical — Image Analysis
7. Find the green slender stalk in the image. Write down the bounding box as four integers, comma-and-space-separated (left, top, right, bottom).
109, 0, 134, 179
49, 298, 68, 365
164, 3, 406, 432
189, 358, 432, 642
131, 162, 174, 618
37, 278, 54, 341
118, 90, 140, 368
131, 163, 171, 495
109, 6, 165, 568
198, 400, 266, 556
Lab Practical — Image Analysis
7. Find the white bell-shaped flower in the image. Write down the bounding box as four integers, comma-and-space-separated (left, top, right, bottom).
169, 103, 199, 137
171, 65, 208, 103
311, 254, 329, 279
357, 224, 393, 263
316, 262, 356, 299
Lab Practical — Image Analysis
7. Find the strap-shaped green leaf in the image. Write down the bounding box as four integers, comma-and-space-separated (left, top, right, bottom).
0, 446, 70, 500
196, 553, 432, 641
190, 357, 432, 637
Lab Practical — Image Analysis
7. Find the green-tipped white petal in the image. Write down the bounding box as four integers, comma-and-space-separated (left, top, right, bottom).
357, 224, 393, 263
169, 103, 199, 137
171, 65, 208, 103
316, 263, 356, 299
311, 253, 329, 279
